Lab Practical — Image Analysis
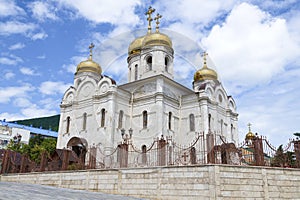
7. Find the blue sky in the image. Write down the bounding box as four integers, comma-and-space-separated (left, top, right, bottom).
0, 0, 300, 147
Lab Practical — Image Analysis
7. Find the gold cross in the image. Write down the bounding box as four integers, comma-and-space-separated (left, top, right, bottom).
89, 43, 95, 60
154, 13, 162, 32
145, 6, 156, 33
247, 123, 252, 132
202, 52, 208, 67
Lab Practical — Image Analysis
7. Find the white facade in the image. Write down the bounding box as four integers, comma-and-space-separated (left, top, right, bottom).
57, 14, 238, 165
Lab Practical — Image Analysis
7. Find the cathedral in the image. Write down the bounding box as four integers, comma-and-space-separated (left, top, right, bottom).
56, 7, 238, 167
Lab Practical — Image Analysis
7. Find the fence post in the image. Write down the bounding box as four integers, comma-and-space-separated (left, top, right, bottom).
206, 133, 215, 163
40, 151, 47, 172
61, 149, 70, 170
294, 140, 300, 168
19, 154, 28, 173
254, 137, 264, 166
158, 138, 166, 166
88, 147, 97, 169
1, 150, 10, 174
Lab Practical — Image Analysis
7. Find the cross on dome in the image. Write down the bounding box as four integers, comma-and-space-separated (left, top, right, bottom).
145, 6, 156, 33
89, 43, 95, 60
154, 13, 162, 32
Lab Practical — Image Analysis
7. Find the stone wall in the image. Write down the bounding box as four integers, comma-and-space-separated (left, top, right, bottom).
1, 165, 300, 200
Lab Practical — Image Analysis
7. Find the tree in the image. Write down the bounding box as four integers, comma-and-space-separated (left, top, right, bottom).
7, 135, 57, 164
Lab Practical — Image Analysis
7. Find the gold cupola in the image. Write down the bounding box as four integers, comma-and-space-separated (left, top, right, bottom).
128, 36, 145, 55
143, 13, 172, 48
128, 7, 172, 57
245, 123, 255, 141
194, 52, 218, 82
76, 43, 102, 75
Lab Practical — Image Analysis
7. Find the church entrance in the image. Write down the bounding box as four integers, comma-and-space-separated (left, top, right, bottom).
67, 137, 88, 165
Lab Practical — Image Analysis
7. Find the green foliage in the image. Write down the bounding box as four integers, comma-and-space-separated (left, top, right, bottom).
10, 114, 60, 131
271, 145, 296, 167
7, 135, 57, 164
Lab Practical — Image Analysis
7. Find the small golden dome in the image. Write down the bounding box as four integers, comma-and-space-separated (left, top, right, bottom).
245, 131, 255, 141
143, 32, 172, 48
245, 123, 255, 141
76, 43, 102, 75
128, 36, 145, 55
76, 59, 102, 75
194, 52, 218, 82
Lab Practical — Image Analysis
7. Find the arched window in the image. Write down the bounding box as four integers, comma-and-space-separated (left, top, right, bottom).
147, 56, 152, 71
129, 67, 131, 81
101, 109, 105, 127
143, 111, 148, 129
168, 112, 172, 130
189, 114, 195, 131
66, 116, 70, 133
135, 64, 138, 81
118, 110, 124, 129
165, 57, 169, 72
82, 113, 87, 130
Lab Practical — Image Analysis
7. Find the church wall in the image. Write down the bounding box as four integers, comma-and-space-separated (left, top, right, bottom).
2, 165, 300, 200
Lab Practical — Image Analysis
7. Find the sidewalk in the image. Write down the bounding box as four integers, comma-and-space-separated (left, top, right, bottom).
0, 182, 147, 200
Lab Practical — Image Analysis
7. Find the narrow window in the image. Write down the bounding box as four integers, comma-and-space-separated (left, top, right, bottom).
165, 57, 168, 72
129, 67, 131, 81
135, 64, 138, 80
189, 114, 195, 131
142, 145, 147, 165
147, 56, 152, 70
118, 110, 124, 129
83, 113, 87, 130
168, 112, 172, 130
66, 116, 70, 133
101, 109, 105, 127
208, 114, 211, 131
143, 111, 148, 129
220, 119, 223, 135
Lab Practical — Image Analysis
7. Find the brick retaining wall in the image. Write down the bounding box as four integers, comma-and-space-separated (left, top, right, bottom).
1, 165, 300, 199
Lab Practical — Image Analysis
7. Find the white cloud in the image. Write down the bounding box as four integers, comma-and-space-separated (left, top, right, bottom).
0, 54, 23, 65
37, 55, 46, 59
202, 2, 300, 90
39, 81, 71, 95
0, 21, 36, 36
4, 72, 15, 80
0, 0, 25, 17
20, 67, 39, 76
59, 0, 141, 26
13, 97, 32, 108
31, 32, 48, 40
28, 1, 58, 22
8, 43, 25, 50
0, 84, 34, 103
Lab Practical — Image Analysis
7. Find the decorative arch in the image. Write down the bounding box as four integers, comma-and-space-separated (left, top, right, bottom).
67, 137, 88, 161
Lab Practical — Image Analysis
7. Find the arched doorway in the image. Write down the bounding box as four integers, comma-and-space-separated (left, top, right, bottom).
67, 137, 88, 164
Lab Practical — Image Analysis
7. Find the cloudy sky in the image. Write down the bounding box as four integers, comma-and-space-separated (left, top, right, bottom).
0, 0, 300, 147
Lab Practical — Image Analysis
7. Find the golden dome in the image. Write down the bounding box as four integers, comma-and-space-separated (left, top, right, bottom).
76, 43, 102, 75
194, 53, 218, 82
76, 58, 102, 75
143, 32, 172, 48
245, 123, 256, 141
128, 36, 145, 55
245, 131, 255, 141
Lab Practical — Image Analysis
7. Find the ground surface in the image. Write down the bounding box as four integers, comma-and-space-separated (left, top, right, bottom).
0, 182, 147, 200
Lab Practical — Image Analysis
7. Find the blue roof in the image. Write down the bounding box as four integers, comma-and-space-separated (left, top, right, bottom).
0, 120, 58, 138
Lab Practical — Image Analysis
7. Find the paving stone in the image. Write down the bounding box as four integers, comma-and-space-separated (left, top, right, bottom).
0, 182, 147, 200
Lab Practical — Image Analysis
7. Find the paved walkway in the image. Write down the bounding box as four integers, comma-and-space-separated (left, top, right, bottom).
0, 182, 147, 200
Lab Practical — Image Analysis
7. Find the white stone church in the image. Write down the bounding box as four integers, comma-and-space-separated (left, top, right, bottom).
56, 7, 238, 167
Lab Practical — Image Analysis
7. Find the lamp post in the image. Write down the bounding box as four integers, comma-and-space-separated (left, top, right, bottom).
121, 128, 133, 144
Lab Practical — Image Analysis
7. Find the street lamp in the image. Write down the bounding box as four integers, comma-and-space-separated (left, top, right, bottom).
121, 128, 133, 144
